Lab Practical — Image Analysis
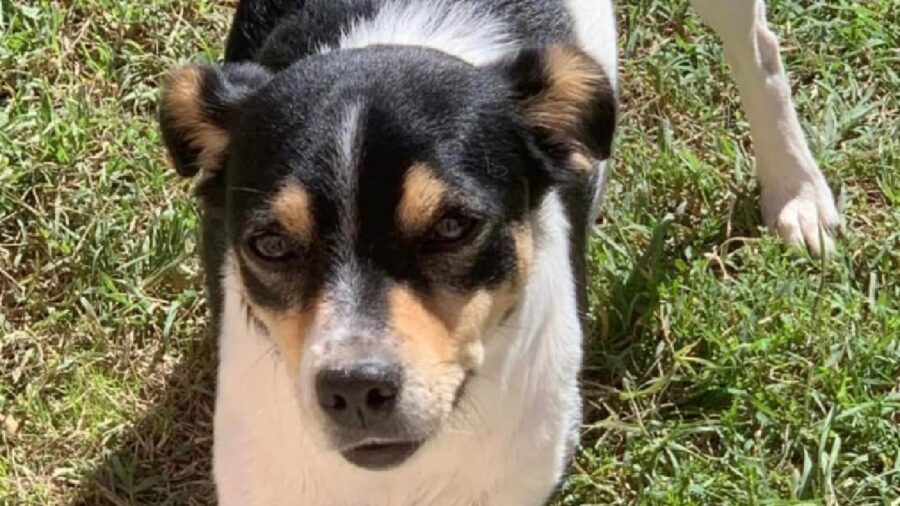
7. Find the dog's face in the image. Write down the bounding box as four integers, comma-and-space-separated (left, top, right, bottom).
160, 45, 614, 470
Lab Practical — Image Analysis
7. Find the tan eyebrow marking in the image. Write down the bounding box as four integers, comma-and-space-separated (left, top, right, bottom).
272, 183, 313, 238
396, 163, 447, 235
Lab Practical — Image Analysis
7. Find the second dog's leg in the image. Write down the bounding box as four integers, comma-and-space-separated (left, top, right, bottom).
690, 0, 840, 257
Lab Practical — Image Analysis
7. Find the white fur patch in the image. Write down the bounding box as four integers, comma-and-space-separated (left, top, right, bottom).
325, 0, 519, 66
336, 103, 362, 242
565, 0, 618, 87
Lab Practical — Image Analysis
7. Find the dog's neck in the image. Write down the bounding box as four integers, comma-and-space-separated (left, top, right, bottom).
319, 0, 518, 66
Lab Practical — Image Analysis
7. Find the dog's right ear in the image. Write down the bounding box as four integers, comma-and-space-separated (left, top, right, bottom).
159, 63, 271, 177
492, 45, 617, 171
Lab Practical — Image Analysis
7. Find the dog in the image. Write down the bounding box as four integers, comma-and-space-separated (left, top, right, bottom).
158, 0, 839, 504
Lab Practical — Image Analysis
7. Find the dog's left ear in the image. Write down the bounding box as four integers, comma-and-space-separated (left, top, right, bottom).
495, 44, 617, 167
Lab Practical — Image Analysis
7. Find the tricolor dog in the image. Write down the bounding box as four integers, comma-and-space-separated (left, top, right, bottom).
158, 0, 840, 504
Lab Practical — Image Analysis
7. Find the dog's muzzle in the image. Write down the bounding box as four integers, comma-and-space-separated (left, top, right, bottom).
315, 358, 424, 470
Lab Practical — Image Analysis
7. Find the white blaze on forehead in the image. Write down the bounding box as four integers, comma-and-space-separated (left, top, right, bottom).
323, 104, 381, 341
325, 0, 518, 66
335, 102, 362, 243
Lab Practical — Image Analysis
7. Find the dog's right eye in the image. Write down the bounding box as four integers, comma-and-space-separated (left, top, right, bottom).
248, 232, 295, 262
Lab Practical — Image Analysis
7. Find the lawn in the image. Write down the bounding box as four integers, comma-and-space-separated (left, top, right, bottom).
1, 0, 898, 504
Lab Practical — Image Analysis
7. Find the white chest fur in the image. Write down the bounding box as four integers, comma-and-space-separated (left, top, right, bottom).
213, 193, 584, 506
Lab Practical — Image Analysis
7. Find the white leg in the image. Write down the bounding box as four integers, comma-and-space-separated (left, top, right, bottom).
690, 0, 840, 257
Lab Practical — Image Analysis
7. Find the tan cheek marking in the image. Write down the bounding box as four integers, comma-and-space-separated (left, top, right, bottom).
389, 286, 456, 366
523, 45, 606, 170
426, 292, 481, 338
436, 226, 533, 344
234, 258, 318, 376
397, 163, 447, 235
386, 222, 535, 373
272, 183, 313, 238
390, 226, 534, 370
250, 303, 318, 376
161, 67, 230, 171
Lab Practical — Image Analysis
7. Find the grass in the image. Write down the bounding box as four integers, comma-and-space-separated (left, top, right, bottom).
1, 0, 898, 504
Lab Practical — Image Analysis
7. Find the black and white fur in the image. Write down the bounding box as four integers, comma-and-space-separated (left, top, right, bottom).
159, 1, 839, 504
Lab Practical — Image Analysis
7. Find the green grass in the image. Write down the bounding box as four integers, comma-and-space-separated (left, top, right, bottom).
1, 0, 898, 504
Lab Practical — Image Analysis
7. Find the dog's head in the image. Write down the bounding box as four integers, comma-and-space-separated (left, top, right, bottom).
159, 45, 614, 470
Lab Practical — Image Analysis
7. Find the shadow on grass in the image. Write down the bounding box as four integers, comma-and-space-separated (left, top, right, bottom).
582, 212, 681, 390
70, 337, 218, 506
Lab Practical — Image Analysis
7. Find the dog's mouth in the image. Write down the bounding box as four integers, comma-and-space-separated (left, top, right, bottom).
341, 440, 423, 470
329, 373, 472, 470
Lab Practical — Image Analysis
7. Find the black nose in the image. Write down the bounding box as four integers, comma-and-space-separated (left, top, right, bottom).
315, 361, 401, 429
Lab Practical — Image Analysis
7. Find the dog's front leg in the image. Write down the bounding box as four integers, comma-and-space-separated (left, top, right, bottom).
690, 0, 840, 257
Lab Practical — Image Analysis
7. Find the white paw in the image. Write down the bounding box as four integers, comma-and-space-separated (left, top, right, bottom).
761, 174, 840, 258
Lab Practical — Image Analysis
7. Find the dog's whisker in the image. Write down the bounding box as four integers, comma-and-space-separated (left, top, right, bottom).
229, 186, 267, 195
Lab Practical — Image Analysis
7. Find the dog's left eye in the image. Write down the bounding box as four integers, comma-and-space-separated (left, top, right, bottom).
425, 214, 479, 249
248, 232, 295, 261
